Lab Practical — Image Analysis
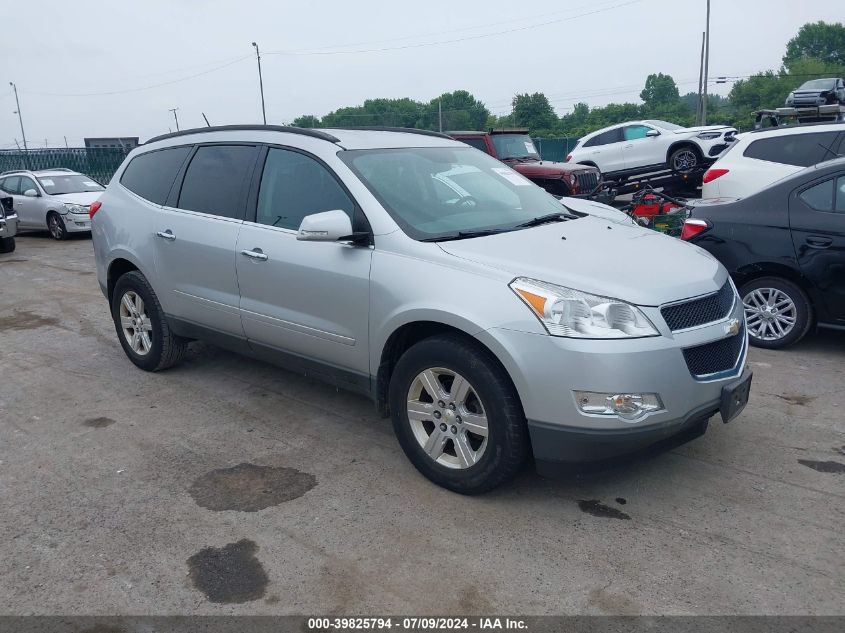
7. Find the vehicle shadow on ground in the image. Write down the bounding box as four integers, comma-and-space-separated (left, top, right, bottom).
15, 230, 91, 241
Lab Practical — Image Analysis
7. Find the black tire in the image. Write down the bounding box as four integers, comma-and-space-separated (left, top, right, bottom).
111, 270, 188, 371
740, 277, 812, 349
388, 333, 529, 494
0, 236, 14, 253
47, 212, 67, 241
668, 145, 701, 174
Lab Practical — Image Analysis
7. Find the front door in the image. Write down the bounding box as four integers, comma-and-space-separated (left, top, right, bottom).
153, 144, 259, 335
236, 147, 372, 378
622, 124, 666, 171
789, 172, 845, 324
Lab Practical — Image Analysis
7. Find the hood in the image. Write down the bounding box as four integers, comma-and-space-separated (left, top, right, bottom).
506, 159, 596, 178
674, 125, 733, 134
53, 192, 102, 206
438, 216, 723, 306
559, 197, 637, 227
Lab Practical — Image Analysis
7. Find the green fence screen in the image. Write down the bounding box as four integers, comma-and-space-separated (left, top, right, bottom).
533, 137, 580, 162
0, 148, 129, 185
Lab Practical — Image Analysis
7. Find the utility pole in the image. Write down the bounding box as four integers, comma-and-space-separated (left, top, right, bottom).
64, 136, 69, 149
438, 99, 443, 133
701, 0, 711, 125
169, 107, 180, 131
696, 31, 706, 125
252, 42, 267, 124
9, 82, 29, 166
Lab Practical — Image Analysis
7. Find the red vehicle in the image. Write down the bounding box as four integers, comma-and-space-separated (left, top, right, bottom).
449, 129, 607, 199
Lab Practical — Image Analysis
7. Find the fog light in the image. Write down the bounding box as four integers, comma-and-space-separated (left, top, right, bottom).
575, 391, 663, 421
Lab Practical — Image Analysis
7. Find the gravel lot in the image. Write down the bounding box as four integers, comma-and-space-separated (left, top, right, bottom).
1, 235, 843, 615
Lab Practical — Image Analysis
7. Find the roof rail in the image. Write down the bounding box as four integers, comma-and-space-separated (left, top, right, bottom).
145, 125, 342, 146
35, 167, 75, 173
333, 126, 453, 140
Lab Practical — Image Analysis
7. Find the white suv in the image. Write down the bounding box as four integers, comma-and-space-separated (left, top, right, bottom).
567, 120, 737, 178
702, 124, 845, 199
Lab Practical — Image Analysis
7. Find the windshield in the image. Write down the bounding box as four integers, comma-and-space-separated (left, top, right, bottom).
799, 79, 836, 90
646, 120, 683, 131
490, 134, 540, 160
340, 147, 571, 241
36, 174, 104, 196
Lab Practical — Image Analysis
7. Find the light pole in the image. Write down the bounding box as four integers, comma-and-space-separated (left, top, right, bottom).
9, 82, 29, 155
701, 0, 711, 125
252, 42, 267, 125
169, 107, 180, 131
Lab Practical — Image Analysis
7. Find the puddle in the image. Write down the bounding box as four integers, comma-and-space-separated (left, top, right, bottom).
0, 310, 62, 331
83, 417, 115, 429
776, 394, 814, 406
187, 539, 268, 604
578, 499, 631, 520
189, 462, 317, 512
798, 459, 845, 474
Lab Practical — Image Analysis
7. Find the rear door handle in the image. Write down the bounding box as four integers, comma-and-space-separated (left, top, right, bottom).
806, 236, 833, 249
241, 248, 268, 261
155, 230, 175, 241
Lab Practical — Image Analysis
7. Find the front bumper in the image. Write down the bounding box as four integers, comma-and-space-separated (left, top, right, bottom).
0, 214, 18, 238
478, 293, 748, 468
63, 211, 92, 232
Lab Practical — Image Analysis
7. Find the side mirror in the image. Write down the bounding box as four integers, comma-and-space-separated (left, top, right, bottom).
645, 129, 660, 138
24, 189, 39, 197
296, 209, 354, 242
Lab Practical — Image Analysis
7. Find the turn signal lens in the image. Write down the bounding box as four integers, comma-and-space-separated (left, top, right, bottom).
681, 219, 710, 241
575, 391, 663, 421
703, 168, 729, 184
89, 201, 102, 219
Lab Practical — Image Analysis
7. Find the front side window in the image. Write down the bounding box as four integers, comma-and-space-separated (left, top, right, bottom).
340, 146, 571, 241
623, 125, 653, 141
177, 145, 257, 219
121, 146, 192, 205
256, 148, 355, 230
744, 132, 839, 167
18, 176, 38, 195
799, 176, 845, 213
37, 174, 103, 195
490, 134, 539, 160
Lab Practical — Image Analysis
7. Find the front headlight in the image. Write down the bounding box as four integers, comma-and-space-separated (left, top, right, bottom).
510, 278, 659, 339
64, 203, 86, 214
697, 131, 722, 140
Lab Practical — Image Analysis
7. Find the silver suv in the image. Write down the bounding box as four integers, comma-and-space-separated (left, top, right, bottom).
0, 168, 104, 239
92, 125, 752, 493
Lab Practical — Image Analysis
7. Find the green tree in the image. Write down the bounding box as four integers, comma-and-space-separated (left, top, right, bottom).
511, 93, 559, 133
640, 73, 681, 109
419, 90, 490, 131
292, 114, 321, 128
321, 98, 423, 128
783, 21, 845, 69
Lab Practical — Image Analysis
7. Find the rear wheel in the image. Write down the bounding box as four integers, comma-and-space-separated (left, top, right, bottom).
668, 146, 700, 174
47, 212, 67, 240
111, 271, 188, 371
0, 236, 14, 253
740, 277, 812, 349
388, 334, 529, 494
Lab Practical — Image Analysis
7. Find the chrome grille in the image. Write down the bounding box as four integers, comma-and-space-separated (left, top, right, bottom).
682, 325, 745, 379
575, 171, 599, 193
661, 280, 735, 332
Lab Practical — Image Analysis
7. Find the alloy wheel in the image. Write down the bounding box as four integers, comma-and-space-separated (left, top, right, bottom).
48, 215, 63, 239
743, 287, 797, 342
406, 367, 489, 469
119, 290, 153, 355
672, 149, 698, 173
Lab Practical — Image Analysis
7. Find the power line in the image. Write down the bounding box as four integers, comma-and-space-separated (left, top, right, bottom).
265, 0, 642, 56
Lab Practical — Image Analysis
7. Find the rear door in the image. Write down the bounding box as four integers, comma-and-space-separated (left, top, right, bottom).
582, 128, 626, 174
9, 175, 43, 228
153, 143, 259, 335
235, 146, 373, 379
789, 172, 845, 323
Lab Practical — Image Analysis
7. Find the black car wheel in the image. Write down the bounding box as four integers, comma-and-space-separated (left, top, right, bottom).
47, 212, 67, 240
740, 277, 812, 349
0, 236, 14, 253
669, 146, 700, 174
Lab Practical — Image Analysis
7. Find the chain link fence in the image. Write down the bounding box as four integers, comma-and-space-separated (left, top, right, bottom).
0, 148, 130, 185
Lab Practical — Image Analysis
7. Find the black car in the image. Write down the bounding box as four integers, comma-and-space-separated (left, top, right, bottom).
682, 157, 845, 348
785, 78, 845, 107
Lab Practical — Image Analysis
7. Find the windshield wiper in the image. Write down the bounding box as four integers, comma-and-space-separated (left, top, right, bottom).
514, 212, 574, 229
421, 228, 512, 242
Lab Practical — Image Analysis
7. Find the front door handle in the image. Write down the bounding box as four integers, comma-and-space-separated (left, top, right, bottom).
806, 236, 833, 249
241, 248, 268, 261
155, 230, 176, 241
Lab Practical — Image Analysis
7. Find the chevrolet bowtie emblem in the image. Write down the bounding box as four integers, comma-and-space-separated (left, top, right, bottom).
725, 318, 741, 336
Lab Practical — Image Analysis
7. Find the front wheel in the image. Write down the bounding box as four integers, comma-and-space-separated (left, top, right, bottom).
47, 212, 67, 240
111, 271, 189, 371
669, 146, 700, 174
388, 334, 529, 494
740, 277, 812, 349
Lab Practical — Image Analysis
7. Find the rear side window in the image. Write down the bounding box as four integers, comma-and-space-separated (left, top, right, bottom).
743, 132, 839, 167
799, 176, 845, 213
0, 176, 21, 195
584, 128, 623, 147
120, 146, 191, 205
177, 145, 257, 219
460, 138, 489, 153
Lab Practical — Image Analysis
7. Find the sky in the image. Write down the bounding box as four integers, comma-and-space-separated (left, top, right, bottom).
1, 0, 842, 147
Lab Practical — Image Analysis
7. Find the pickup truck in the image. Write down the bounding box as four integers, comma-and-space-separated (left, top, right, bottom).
1, 195, 17, 253
449, 129, 607, 199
